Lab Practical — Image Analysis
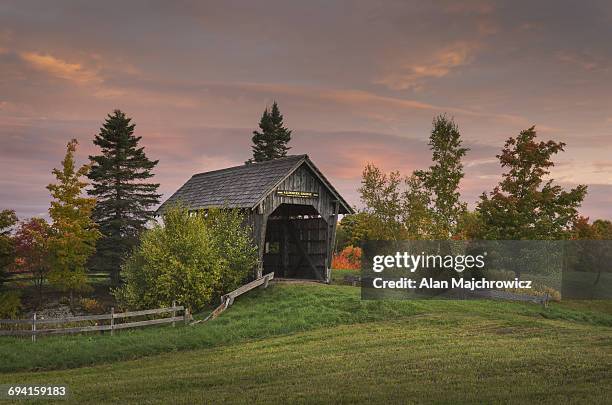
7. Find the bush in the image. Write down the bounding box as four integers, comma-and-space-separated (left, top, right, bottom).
80, 298, 105, 314
0, 291, 23, 319
204, 208, 258, 295
114, 205, 258, 312
331, 246, 362, 270
484, 269, 561, 301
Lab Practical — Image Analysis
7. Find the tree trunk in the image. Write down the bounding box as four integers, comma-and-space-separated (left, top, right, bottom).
112, 268, 120, 287
593, 270, 602, 286
69, 289, 74, 314
36, 274, 44, 310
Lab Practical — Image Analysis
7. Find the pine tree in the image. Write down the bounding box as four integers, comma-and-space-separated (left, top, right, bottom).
250, 102, 292, 162
88, 110, 160, 285
47, 139, 100, 311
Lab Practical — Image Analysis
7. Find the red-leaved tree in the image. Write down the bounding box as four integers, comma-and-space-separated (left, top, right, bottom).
331, 246, 362, 270
13, 218, 52, 308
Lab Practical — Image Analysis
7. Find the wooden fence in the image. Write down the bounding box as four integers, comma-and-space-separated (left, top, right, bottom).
2, 272, 276, 338
202, 272, 274, 322
0, 302, 190, 341
4, 270, 110, 283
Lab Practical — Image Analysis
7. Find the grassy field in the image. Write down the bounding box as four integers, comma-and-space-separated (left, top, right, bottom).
1, 282, 611, 403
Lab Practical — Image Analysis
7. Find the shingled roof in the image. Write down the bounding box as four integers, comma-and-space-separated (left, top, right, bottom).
157, 154, 353, 213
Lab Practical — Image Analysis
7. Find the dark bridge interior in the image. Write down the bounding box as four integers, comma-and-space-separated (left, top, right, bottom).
262, 204, 328, 281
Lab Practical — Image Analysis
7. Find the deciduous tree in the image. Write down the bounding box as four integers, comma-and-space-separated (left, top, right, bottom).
13, 218, 51, 307
415, 115, 468, 238
115, 205, 257, 311
477, 127, 587, 240
359, 164, 406, 240
571, 217, 612, 287
47, 139, 100, 311
203, 208, 258, 295
0, 209, 17, 287
357, 164, 434, 243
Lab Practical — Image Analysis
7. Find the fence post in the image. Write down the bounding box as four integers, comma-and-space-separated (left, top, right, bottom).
172, 301, 176, 327
184, 308, 190, 325
32, 312, 36, 343
110, 307, 115, 336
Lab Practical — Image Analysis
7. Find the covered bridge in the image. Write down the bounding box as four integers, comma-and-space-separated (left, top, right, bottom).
157, 155, 354, 283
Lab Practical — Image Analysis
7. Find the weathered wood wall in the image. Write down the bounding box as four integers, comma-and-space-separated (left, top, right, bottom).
263, 217, 328, 279
260, 165, 336, 220
247, 163, 340, 281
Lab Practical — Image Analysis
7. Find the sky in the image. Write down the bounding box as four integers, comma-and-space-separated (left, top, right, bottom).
1, 0, 611, 220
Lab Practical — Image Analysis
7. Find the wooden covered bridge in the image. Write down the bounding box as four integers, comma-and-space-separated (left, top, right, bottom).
157, 155, 354, 283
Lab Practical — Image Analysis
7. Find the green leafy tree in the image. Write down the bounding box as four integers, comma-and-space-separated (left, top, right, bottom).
250, 102, 292, 162
592, 219, 612, 239
359, 164, 406, 240
88, 110, 161, 285
356, 164, 434, 243
0, 291, 22, 319
334, 220, 350, 253
115, 205, 258, 311
402, 174, 435, 239
356, 116, 468, 243
0, 209, 18, 287
454, 210, 486, 240
477, 127, 587, 240
338, 212, 385, 247
415, 115, 469, 238
47, 139, 101, 311
590, 219, 612, 285
203, 208, 258, 295
571, 217, 612, 287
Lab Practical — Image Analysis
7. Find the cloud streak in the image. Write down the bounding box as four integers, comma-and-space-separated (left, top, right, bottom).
20, 52, 101, 84
375, 42, 480, 90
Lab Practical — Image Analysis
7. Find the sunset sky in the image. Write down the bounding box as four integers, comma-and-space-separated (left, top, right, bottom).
1, 0, 611, 220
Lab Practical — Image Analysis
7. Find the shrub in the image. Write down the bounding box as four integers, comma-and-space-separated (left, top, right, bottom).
0, 291, 22, 319
80, 298, 105, 314
204, 208, 258, 295
483, 269, 561, 301
114, 205, 258, 312
506, 283, 562, 302
332, 246, 362, 270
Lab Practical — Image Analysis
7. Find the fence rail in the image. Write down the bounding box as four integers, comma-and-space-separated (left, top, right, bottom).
202, 272, 274, 322
0, 302, 190, 341
4, 271, 110, 283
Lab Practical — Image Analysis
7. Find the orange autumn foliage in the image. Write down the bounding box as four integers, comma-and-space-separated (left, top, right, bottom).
331, 246, 362, 270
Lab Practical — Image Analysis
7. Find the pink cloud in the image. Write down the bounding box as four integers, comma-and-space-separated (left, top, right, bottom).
375, 42, 480, 90
20, 52, 101, 84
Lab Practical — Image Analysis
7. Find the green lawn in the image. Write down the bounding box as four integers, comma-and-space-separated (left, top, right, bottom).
0, 283, 611, 404
329, 268, 359, 284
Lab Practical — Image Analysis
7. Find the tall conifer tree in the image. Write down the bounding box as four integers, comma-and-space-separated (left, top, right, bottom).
250, 102, 292, 162
88, 110, 160, 284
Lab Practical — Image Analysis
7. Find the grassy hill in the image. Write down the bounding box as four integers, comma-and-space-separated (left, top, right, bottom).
1, 283, 611, 404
